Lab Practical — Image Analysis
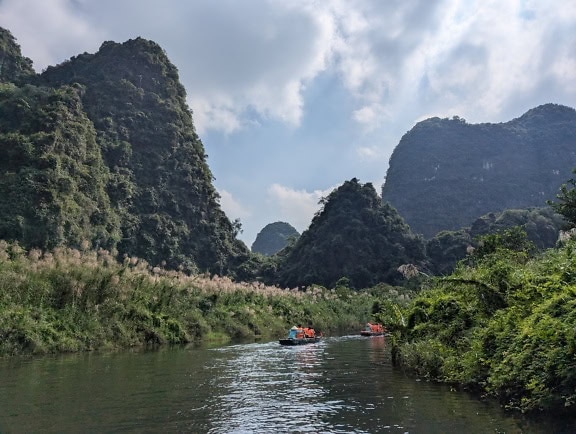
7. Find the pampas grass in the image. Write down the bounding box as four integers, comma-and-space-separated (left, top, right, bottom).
0, 241, 374, 355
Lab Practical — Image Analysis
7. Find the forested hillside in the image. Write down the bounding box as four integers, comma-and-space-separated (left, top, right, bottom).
277, 179, 426, 289
0, 81, 121, 251
382, 104, 576, 238
388, 229, 576, 413
251, 221, 299, 256
426, 207, 565, 275
0, 28, 248, 275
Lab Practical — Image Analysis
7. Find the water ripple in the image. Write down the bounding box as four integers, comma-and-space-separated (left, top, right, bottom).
0, 336, 568, 433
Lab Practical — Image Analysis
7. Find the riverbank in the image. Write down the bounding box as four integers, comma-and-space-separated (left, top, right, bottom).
385, 231, 576, 415
0, 241, 377, 356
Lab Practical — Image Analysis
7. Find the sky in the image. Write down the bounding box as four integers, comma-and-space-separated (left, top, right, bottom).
2, 0, 576, 247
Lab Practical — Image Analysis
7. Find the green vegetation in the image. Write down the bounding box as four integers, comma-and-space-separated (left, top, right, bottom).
383, 104, 576, 238
0, 28, 35, 84
425, 229, 471, 275
251, 221, 300, 256
2, 25, 576, 418
426, 207, 565, 275
0, 82, 121, 251
276, 179, 426, 289
386, 227, 576, 413
549, 168, 576, 227
35, 37, 250, 275
0, 29, 249, 277
0, 241, 377, 356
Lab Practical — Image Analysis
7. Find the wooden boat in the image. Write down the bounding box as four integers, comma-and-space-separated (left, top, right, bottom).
360, 330, 384, 337
360, 323, 385, 336
279, 336, 322, 346
279, 326, 322, 345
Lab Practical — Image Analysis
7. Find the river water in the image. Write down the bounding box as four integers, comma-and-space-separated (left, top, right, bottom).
0, 335, 573, 433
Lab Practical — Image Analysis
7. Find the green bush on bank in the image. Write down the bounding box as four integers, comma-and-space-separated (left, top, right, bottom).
389, 229, 576, 413
0, 241, 375, 356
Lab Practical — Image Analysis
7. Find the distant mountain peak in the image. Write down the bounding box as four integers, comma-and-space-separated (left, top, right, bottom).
517, 103, 576, 124
277, 179, 425, 289
382, 103, 576, 238
251, 221, 300, 256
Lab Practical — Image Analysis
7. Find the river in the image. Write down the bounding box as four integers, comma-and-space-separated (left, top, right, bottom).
0, 335, 573, 433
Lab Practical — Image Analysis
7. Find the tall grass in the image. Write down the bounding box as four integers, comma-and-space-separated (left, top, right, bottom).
0, 241, 375, 356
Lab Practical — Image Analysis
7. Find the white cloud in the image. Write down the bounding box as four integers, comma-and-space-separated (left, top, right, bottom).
267, 183, 337, 233
192, 98, 242, 135
122, 0, 337, 135
0, 0, 105, 71
356, 145, 384, 161
4, 0, 576, 133
551, 56, 576, 93
352, 103, 390, 129
217, 189, 251, 220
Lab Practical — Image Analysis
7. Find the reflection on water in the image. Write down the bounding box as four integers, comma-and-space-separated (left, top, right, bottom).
0, 336, 573, 433
207, 342, 353, 433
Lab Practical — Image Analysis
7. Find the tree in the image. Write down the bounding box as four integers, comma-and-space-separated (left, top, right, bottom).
548, 169, 576, 227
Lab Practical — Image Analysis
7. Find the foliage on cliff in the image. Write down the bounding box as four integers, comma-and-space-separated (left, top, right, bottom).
0, 29, 248, 275
382, 104, 576, 238
251, 221, 299, 256
276, 179, 426, 289
0, 82, 121, 251
386, 228, 576, 414
468, 207, 565, 248
0, 28, 34, 84
426, 207, 565, 275
37, 38, 249, 274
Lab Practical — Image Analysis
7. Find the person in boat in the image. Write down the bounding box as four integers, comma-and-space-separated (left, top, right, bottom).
303, 326, 315, 338
288, 324, 319, 340
295, 324, 305, 339
288, 326, 298, 339
365, 322, 384, 333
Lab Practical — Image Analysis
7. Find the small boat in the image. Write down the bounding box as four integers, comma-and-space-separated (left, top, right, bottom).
360, 322, 385, 336
279, 336, 322, 346
279, 326, 322, 345
360, 330, 384, 337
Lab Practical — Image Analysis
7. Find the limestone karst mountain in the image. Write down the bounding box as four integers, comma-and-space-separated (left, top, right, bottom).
0, 28, 249, 274
382, 104, 576, 238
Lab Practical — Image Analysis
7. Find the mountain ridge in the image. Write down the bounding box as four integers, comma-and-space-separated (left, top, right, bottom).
382, 103, 576, 238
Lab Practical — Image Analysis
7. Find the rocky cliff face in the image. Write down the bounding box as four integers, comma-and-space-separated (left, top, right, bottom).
382, 104, 576, 238
0, 28, 248, 274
